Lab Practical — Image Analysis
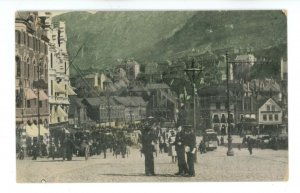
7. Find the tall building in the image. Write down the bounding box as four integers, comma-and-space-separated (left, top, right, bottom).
46, 16, 76, 131
15, 12, 50, 139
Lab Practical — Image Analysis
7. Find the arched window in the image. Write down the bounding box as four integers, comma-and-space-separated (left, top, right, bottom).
27, 58, 30, 79
50, 53, 53, 68
16, 56, 21, 78
33, 60, 37, 80
15, 30, 21, 44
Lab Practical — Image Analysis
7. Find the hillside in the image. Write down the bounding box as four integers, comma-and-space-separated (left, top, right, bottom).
135, 10, 287, 61
53, 11, 287, 79
53, 11, 195, 72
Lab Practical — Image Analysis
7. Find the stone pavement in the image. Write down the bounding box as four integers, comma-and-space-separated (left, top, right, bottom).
16, 144, 288, 183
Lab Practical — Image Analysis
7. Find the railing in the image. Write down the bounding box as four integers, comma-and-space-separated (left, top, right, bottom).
16, 107, 49, 117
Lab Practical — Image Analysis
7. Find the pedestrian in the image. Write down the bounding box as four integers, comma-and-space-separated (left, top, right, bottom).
31, 141, 38, 160
141, 126, 156, 176
220, 136, 224, 146
168, 130, 177, 163
247, 136, 253, 155
199, 140, 206, 154
174, 126, 188, 176
184, 127, 196, 177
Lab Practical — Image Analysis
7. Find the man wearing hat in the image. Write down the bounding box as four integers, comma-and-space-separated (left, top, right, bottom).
184, 126, 196, 177
141, 126, 156, 176
174, 126, 188, 176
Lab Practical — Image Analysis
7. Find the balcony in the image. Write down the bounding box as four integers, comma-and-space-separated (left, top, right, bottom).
16, 107, 49, 118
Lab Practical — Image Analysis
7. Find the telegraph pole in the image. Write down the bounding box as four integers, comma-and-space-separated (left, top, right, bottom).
226, 51, 234, 156
184, 57, 202, 162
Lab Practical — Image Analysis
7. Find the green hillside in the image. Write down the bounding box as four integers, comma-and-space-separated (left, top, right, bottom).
53, 11, 287, 79
136, 10, 287, 61
53, 11, 195, 72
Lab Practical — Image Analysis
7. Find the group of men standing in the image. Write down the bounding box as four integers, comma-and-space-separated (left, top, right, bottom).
141, 125, 196, 177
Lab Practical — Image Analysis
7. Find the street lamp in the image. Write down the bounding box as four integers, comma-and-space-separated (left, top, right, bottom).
184, 57, 202, 162
225, 51, 234, 156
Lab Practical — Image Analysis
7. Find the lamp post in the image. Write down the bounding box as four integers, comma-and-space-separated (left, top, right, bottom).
226, 51, 234, 156
184, 57, 202, 162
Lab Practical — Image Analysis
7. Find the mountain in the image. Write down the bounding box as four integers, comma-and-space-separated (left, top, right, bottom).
53, 11, 287, 79
135, 10, 287, 61
52, 11, 195, 73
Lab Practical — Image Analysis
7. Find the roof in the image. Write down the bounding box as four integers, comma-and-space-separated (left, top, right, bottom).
257, 97, 282, 110
82, 97, 117, 107
68, 97, 83, 116
145, 83, 170, 90
113, 96, 147, 107
235, 54, 255, 62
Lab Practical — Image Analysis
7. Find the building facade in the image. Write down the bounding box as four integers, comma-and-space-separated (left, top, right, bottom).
15, 12, 50, 138
46, 17, 76, 131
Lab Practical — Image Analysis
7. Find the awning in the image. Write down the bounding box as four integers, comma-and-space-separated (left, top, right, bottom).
67, 85, 77, 96
25, 88, 37, 100
38, 90, 48, 101
26, 124, 49, 137
54, 82, 66, 93
39, 124, 50, 136
26, 124, 38, 137
57, 106, 68, 118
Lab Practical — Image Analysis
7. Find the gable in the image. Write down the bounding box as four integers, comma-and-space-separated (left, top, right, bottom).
259, 98, 282, 112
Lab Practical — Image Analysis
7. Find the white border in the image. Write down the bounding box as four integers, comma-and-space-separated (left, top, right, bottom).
1, 1, 299, 193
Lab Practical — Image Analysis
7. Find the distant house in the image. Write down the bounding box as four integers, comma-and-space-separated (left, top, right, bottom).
258, 98, 283, 134
145, 83, 178, 123
113, 96, 147, 123
232, 54, 256, 81
68, 96, 91, 129
81, 97, 125, 127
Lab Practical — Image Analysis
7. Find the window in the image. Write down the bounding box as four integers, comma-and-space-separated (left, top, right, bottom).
221, 114, 226, 123
216, 102, 221, 109
57, 117, 60, 123
50, 53, 53, 69
65, 62, 67, 74
39, 101, 42, 108
16, 56, 21, 78
27, 100, 31, 108
27, 58, 30, 79
51, 80, 53, 96
27, 34, 30, 47
267, 105, 270, 111
272, 105, 275, 111
228, 114, 234, 123
23, 31, 26, 45
213, 114, 220, 123
15, 30, 21, 44
269, 114, 273, 121
263, 114, 267, 121
275, 114, 279, 121
240, 114, 244, 121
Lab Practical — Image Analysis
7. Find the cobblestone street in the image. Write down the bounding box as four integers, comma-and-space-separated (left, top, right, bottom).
16, 144, 288, 183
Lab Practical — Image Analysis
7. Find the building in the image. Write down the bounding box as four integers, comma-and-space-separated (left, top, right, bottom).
145, 83, 178, 123
68, 96, 92, 129
81, 97, 125, 127
232, 54, 256, 81
46, 17, 76, 131
257, 98, 283, 135
15, 12, 50, 140
197, 84, 242, 135
113, 96, 147, 124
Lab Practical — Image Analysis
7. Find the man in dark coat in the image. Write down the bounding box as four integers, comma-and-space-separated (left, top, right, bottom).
174, 126, 188, 176
141, 126, 156, 176
184, 127, 196, 177
63, 135, 75, 161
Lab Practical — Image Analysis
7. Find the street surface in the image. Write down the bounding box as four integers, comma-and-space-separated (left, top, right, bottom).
16, 142, 288, 182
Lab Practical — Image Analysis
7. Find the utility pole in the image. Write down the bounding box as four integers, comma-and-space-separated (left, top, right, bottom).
184, 57, 202, 162
226, 51, 234, 156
